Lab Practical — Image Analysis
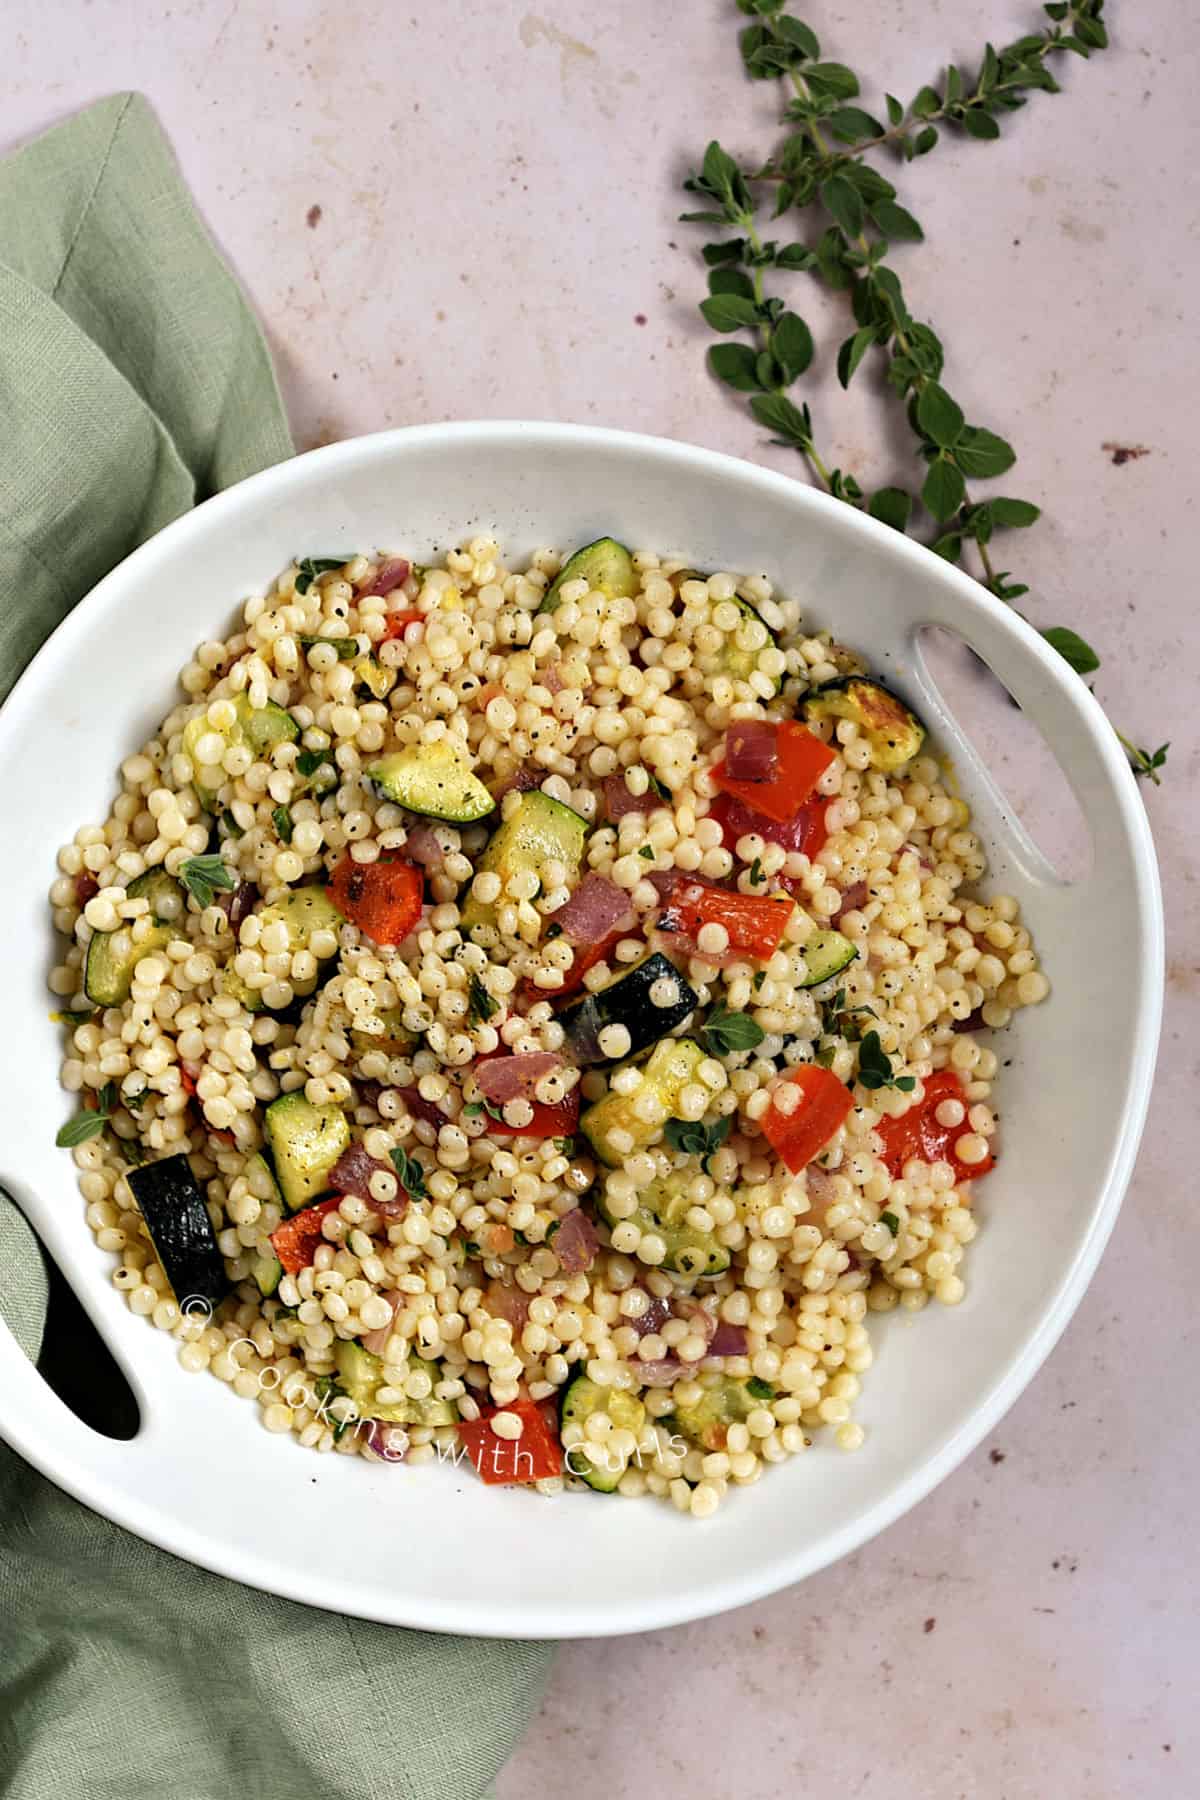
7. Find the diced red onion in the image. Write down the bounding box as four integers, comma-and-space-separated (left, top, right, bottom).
551, 871, 633, 945
360, 557, 411, 598
543, 663, 566, 695
484, 1279, 531, 1333
708, 1322, 749, 1357
634, 1358, 689, 1386
356, 1079, 385, 1110
329, 1142, 392, 1201
903, 841, 936, 874
603, 772, 649, 820
475, 1052, 562, 1104
834, 880, 868, 922
803, 1162, 839, 1225
75, 871, 99, 906
553, 1208, 598, 1273
490, 763, 542, 802
675, 1296, 718, 1348
724, 719, 779, 783
216, 880, 258, 931
951, 1005, 987, 1035
398, 1087, 447, 1130
361, 1288, 403, 1354
628, 1296, 671, 1338
361, 1419, 409, 1462
403, 823, 446, 869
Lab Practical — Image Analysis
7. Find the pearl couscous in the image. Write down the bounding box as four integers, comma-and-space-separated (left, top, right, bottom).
50, 538, 1048, 1515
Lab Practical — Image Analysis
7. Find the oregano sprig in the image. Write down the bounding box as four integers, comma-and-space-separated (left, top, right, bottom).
684, 3, 1163, 783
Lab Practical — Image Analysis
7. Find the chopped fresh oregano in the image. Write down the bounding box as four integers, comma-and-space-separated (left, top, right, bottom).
295, 746, 336, 781
1116, 736, 1170, 786
179, 854, 236, 910
463, 1096, 506, 1123
647, 771, 673, 802
272, 805, 295, 844
746, 1376, 777, 1400
50, 1008, 95, 1026
683, 3, 1157, 775
702, 1004, 767, 1055
55, 1081, 117, 1147
467, 974, 499, 1023
880, 1209, 900, 1235
639, 845, 655, 859
555, 1136, 577, 1156
295, 555, 351, 595
389, 1145, 428, 1201
664, 1113, 734, 1172
856, 1028, 916, 1092
220, 809, 245, 839
748, 856, 764, 886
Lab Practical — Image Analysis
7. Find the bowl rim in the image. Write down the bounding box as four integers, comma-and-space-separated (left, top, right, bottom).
0, 420, 1164, 1636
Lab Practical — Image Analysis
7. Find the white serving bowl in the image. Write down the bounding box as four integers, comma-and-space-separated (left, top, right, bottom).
0, 423, 1162, 1637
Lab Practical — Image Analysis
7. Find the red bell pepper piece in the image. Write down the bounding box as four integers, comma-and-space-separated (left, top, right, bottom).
712, 720, 836, 823
658, 875, 794, 964
458, 1398, 562, 1485
269, 1196, 343, 1274
760, 1065, 855, 1173
488, 1087, 581, 1140
550, 922, 633, 1001
379, 610, 424, 640
709, 791, 829, 861
874, 1069, 995, 1183
327, 853, 423, 946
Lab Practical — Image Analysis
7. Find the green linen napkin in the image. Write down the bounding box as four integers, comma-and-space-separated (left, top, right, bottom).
0, 94, 552, 1800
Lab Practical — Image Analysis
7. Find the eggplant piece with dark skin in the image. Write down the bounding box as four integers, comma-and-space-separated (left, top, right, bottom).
558, 951, 698, 1065
127, 1154, 228, 1312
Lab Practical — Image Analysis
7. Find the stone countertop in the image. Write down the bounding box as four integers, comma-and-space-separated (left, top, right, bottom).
5, 2, 1196, 1793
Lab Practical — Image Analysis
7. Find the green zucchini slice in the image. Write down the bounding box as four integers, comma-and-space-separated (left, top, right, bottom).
580, 1036, 706, 1167
220, 887, 343, 1013
800, 928, 858, 987
182, 695, 299, 810
803, 677, 925, 771
368, 742, 494, 823
560, 1375, 646, 1492
264, 1093, 350, 1212
459, 790, 588, 937
538, 537, 637, 615
127, 1155, 228, 1312
666, 1375, 764, 1450
595, 1169, 731, 1277
559, 951, 698, 1065
334, 1342, 456, 1426
84, 868, 186, 1007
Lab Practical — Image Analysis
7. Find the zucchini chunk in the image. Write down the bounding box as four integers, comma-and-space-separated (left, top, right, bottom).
220, 886, 344, 1013
538, 537, 637, 615
299, 635, 360, 661
354, 656, 394, 700
559, 951, 698, 1065
127, 1154, 228, 1312
560, 1374, 646, 1493
800, 927, 858, 987
245, 1153, 284, 1295
183, 695, 299, 810
803, 678, 925, 771
264, 1092, 351, 1212
335, 1342, 456, 1426
596, 1170, 731, 1277
667, 1375, 766, 1451
459, 790, 588, 938
350, 1004, 421, 1058
580, 1036, 706, 1166
368, 742, 494, 824
84, 868, 185, 1007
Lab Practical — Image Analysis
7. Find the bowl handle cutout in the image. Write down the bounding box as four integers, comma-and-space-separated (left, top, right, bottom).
903, 611, 1142, 896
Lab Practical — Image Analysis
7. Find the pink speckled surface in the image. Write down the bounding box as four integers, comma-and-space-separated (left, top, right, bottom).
5, 2, 1196, 1793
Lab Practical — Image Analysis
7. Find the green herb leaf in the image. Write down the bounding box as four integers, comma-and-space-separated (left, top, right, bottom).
179, 854, 237, 910
962, 108, 1002, 140
749, 392, 813, 448
702, 1006, 767, 1056
953, 426, 1016, 477
837, 325, 877, 388
989, 496, 1041, 528
746, 1377, 776, 1399
804, 61, 859, 101
855, 1029, 912, 1092
272, 805, 294, 844
1117, 737, 1169, 785
295, 555, 350, 595
296, 747, 336, 780
870, 199, 924, 242
709, 342, 764, 392
916, 382, 965, 447
708, 267, 755, 300
55, 1109, 109, 1148
922, 457, 967, 522
639, 846, 655, 859
50, 1008, 95, 1026
389, 1145, 428, 1201
699, 293, 763, 333
220, 809, 245, 839
647, 772, 673, 802
868, 487, 913, 532
827, 106, 884, 143
748, 856, 764, 886
820, 173, 864, 238
880, 1210, 900, 1235
771, 311, 815, 380
1042, 627, 1100, 675
664, 1113, 733, 1172
775, 242, 817, 270
703, 238, 747, 265
467, 974, 499, 1023
555, 1137, 577, 1156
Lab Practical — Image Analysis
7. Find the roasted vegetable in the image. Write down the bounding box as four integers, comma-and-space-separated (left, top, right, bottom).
595, 1169, 731, 1277
558, 952, 697, 1065
560, 1375, 646, 1492
84, 869, 185, 1007
803, 678, 925, 771
580, 1037, 706, 1166
538, 536, 637, 614
459, 791, 587, 937
264, 1093, 351, 1212
368, 741, 494, 823
127, 1155, 227, 1312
